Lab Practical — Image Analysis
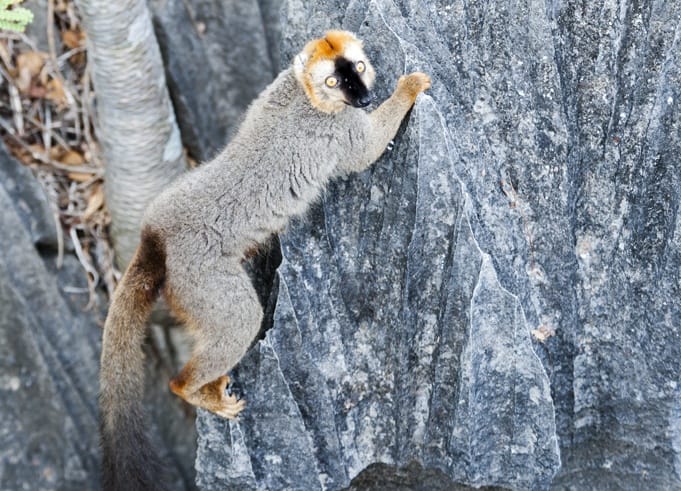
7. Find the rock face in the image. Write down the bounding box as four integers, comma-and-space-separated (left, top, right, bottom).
0, 145, 101, 491
193, 0, 681, 490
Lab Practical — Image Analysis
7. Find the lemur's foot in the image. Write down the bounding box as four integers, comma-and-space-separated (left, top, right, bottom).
201, 374, 246, 419
214, 393, 246, 419
397, 72, 431, 102
172, 373, 246, 419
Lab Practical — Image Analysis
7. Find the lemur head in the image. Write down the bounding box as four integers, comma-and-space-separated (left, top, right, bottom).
293, 30, 376, 113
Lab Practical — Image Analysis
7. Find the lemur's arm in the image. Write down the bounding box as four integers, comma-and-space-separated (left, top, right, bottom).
343, 72, 431, 174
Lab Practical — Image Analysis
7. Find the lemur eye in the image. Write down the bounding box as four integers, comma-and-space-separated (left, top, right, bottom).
356, 61, 366, 73
325, 76, 338, 88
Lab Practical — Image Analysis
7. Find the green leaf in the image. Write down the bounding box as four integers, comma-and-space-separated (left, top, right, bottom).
0, 0, 33, 33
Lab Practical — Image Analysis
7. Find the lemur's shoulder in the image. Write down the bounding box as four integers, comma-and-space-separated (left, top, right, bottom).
260, 68, 300, 109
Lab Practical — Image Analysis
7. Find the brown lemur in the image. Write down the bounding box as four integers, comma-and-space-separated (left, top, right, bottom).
100, 29, 431, 490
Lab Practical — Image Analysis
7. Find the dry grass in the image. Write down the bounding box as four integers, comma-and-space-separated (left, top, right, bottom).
0, 0, 118, 309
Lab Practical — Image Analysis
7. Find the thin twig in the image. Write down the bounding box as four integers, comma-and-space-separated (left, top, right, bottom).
17, 32, 38, 52
0, 61, 24, 135
8, 83, 23, 135
81, 64, 94, 147
0, 32, 38, 51
42, 103, 52, 153
80, 65, 101, 169
75, 174, 101, 190
69, 226, 98, 309
46, 0, 76, 109
0, 40, 14, 70
46, 0, 59, 74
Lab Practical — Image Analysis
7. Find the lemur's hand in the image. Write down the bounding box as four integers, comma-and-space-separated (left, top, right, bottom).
397, 72, 431, 103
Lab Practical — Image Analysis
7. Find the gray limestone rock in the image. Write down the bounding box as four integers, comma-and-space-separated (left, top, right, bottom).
148, 0, 278, 162
194, 0, 681, 490
0, 146, 102, 490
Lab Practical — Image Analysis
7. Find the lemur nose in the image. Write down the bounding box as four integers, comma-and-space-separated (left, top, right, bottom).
357, 93, 373, 107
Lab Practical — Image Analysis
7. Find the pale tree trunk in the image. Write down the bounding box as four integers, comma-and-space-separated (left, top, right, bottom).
75, 0, 186, 267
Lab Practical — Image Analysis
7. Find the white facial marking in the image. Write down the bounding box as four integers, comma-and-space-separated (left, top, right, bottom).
342, 42, 365, 63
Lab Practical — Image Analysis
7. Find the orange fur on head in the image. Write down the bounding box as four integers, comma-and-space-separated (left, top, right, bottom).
303, 30, 360, 64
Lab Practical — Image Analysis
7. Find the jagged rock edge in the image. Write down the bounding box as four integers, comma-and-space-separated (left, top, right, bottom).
421, 92, 561, 484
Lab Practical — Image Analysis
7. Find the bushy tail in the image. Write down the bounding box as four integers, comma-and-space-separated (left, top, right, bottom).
99, 229, 168, 491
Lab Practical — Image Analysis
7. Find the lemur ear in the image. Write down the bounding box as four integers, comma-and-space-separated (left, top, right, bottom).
293, 51, 309, 81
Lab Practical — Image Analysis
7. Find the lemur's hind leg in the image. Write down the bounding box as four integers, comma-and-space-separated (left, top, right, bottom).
165, 261, 263, 418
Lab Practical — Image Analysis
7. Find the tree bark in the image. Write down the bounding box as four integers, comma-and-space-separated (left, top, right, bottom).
75, 0, 186, 267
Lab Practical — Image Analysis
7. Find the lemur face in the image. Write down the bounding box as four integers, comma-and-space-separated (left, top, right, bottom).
294, 30, 376, 113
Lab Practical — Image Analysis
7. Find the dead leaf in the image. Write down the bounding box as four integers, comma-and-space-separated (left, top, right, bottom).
62, 29, 86, 67
16, 51, 46, 76
28, 84, 47, 98
62, 29, 85, 50
69, 51, 86, 68
83, 184, 105, 221
4, 140, 34, 165
46, 77, 67, 108
15, 51, 46, 93
59, 149, 85, 166
68, 172, 92, 182
49, 146, 64, 160
15, 51, 47, 94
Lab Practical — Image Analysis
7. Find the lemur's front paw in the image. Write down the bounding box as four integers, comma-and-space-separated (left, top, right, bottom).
182, 374, 246, 420
397, 72, 432, 101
